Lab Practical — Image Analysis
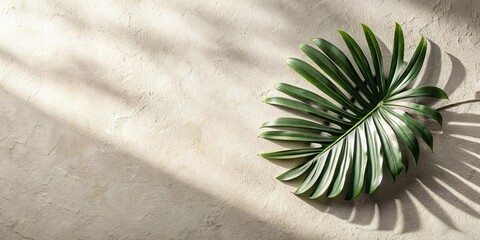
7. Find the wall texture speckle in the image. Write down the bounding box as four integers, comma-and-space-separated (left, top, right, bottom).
0, 0, 479, 239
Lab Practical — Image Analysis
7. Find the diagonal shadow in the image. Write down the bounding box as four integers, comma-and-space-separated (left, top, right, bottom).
0, 86, 295, 239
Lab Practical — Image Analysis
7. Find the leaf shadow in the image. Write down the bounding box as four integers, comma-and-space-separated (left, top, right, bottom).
270, 40, 479, 232
293, 110, 479, 233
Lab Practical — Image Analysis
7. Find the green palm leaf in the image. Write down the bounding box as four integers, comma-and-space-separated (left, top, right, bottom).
260, 23, 448, 200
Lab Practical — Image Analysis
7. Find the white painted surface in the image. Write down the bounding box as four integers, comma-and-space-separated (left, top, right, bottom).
0, 0, 478, 239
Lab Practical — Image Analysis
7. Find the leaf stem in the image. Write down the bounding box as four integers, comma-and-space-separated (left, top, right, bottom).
437, 99, 480, 111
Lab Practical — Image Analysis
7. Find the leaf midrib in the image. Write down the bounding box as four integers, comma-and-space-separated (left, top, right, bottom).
314, 100, 384, 158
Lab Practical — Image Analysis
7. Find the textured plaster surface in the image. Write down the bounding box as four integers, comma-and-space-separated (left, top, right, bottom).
0, 0, 479, 239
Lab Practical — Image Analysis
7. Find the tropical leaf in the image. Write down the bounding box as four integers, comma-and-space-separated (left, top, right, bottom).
260, 23, 448, 200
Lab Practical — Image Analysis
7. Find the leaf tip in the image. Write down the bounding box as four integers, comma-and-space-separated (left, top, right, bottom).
293, 190, 302, 195
276, 175, 286, 181
360, 23, 369, 30
300, 44, 311, 53
427, 141, 434, 151
263, 97, 273, 103
420, 35, 426, 43
308, 196, 316, 200
273, 82, 283, 90
258, 132, 266, 138
439, 89, 449, 100
285, 57, 296, 66
259, 153, 271, 159
327, 193, 338, 199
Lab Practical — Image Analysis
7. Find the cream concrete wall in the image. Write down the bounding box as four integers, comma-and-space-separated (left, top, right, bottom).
0, 0, 478, 239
